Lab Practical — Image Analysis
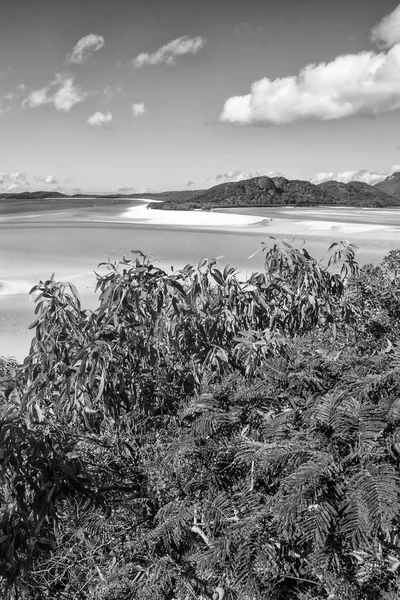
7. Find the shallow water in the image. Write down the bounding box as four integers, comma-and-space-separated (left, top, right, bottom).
1, 200, 400, 359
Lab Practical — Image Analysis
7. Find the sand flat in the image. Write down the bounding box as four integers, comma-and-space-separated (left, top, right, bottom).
2, 201, 400, 361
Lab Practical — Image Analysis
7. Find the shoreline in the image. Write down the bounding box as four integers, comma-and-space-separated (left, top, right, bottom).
2, 203, 400, 361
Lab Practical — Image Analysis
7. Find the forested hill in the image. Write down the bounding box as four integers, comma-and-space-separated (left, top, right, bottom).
2, 176, 399, 208
374, 171, 400, 200
317, 180, 400, 206
149, 175, 400, 210
0, 189, 203, 202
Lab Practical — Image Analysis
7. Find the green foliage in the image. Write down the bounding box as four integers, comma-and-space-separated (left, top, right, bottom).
149, 175, 399, 210
2, 240, 400, 599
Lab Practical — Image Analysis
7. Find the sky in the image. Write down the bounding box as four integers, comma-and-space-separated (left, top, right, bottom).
1, 0, 400, 193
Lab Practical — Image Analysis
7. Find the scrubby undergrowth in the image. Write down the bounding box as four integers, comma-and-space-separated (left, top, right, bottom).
2, 241, 400, 599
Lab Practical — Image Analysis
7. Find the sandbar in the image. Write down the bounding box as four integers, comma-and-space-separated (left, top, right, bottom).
2, 199, 400, 361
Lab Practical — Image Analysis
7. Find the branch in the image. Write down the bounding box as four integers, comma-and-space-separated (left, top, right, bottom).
191, 525, 211, 547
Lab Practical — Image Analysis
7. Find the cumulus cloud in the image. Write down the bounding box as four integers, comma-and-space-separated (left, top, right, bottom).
186, 180, 195, 186
0, 172, 63, 191
0, 172, 29, 191
221, 5, 400, 125
132, 36, 206, 67
66, 34, 105, 64
33, 175, 59, 184
216, 170, 261, 182
87, 111, 112, 127
24, 74, 86, 112
310, 164, 400, 185
371, 4, 400, 48
215, 170, 282, 183
132, 102, 146, 117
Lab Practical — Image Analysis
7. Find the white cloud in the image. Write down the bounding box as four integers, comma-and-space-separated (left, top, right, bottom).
0, 172, 29, 191
24, 74, 86, 112
310, 164, 400, 185
27, 88, 48, 108
215, 170, 282, 183
221, 5, 400, 125
216, 170, 261, 182
221, 46, 400, 125
53, 76, 86, 111
371, 4, 400, 48
33, 175, 59, 184
0, 173, 69, 191
0, 85, 26, 114
132, 36, 206, 67
87, 111, 112, 127
66, 34, 105, 65
132, 102, 145, 117
310, 171, 336, 185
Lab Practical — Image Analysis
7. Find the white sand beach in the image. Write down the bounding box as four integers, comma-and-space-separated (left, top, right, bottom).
120, 203, 269, 227
2, 200, 400, 361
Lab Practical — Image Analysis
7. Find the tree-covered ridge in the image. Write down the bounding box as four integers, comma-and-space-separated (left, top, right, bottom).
2, 174, 400, 211
375, 172, 400, 201
148, 176, 400, 211
2, 242, 400, 599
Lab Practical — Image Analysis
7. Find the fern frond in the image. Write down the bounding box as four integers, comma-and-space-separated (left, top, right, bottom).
149, 500, 194, 550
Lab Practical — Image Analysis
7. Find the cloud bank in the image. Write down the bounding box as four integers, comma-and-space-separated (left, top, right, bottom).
371, 4, 400, 48
214, 166, 400, 186
0, 172, 64, 191
311, 165, 400, 185
215, 170, 282, 183
87, 111, 112, 127
132, 36, 206, 67
221, 4, 400, 125
132, 102, 145, 117
24, 74, 86, 112
0, 172, 30, 191
66, 34, 105, 65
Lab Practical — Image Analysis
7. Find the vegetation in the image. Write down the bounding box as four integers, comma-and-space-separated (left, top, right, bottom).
149, 176, 400, 211
3, 173, 400, 210
2, 240, 400, 599
375, 172, 400, 201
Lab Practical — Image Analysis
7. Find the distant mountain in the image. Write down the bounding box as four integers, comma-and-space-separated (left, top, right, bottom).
1, 177, 399, 209
0, 189, 203, 202
149, 176, 400, 210
374, 172, 400, 200
316, 180, 399, 207
0, 191, 68, 199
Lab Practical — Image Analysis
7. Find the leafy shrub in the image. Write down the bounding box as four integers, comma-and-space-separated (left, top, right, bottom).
2, 240, 400, 599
